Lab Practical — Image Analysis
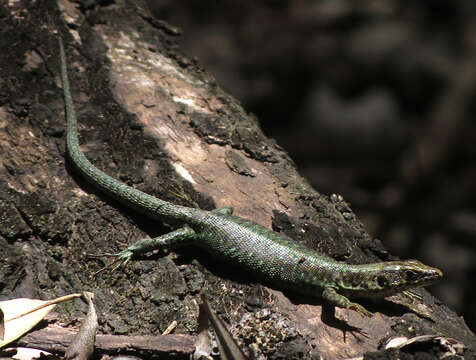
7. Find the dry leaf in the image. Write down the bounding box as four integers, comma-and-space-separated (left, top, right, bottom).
0, 308, 4, 341
9, 347, 52, 360
0, 294, 82, 348
200, 295, 248, 360
194, 294, 213, 359
65, 292, 98, 360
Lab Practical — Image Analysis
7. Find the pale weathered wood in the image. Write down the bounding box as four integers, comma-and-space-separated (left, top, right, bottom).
18, 326, 195, 358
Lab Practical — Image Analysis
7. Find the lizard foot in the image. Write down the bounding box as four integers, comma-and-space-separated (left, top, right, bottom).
88, 249, 134, 277
321, 304, 370, 342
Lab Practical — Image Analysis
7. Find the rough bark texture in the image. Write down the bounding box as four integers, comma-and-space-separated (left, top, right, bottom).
0, 1, 475, 359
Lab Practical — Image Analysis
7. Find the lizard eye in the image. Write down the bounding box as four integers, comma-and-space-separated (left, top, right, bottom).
404, 270, 418, 281
377, 275, 389, 287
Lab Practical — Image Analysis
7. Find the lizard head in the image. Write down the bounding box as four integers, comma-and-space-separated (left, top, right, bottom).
363, 259, 443, 296
340, 259, 443, 298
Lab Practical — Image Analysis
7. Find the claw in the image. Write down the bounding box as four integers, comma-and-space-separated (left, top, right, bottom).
349, 303, 372, 317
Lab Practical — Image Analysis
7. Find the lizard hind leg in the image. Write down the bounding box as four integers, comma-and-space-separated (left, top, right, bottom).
89, 225, 197, 276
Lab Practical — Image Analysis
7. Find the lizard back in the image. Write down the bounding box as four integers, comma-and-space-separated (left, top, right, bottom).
189, 211, 342, 292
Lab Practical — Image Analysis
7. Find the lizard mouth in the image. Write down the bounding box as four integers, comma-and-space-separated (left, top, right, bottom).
422, 267, 444, 284
398, 267, 443, 291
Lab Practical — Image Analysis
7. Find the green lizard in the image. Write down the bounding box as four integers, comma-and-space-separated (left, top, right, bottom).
59, 37, 442, 317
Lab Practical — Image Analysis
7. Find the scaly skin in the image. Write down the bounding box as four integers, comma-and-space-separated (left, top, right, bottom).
59, 37, 443, 316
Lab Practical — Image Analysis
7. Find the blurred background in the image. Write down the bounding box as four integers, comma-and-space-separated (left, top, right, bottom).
146, 0, 476, 330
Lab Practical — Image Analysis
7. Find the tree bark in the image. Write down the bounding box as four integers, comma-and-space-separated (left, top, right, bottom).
0, 1, 474, 359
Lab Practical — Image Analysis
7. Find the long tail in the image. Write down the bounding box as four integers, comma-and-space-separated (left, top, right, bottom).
59, 36, 189, 220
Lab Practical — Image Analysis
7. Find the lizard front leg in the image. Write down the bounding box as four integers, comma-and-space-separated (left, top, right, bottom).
322, 287, 372, 317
